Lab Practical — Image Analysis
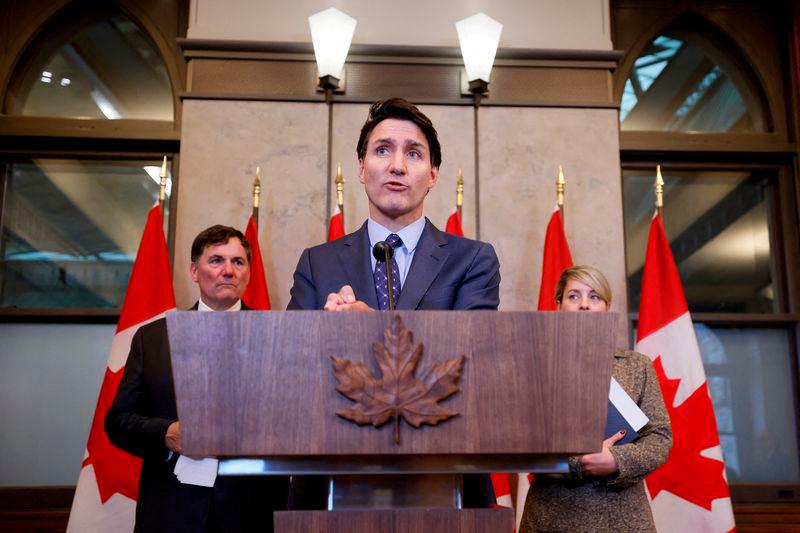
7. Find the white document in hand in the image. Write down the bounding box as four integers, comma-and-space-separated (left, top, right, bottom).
174, 455, 219, 487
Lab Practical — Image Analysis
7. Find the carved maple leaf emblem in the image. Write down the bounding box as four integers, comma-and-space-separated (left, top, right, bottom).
645, 356, 731, 510
330, 315, 464, 444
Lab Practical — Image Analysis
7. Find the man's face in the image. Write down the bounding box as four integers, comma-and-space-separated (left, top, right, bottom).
358, 118, 439, 230
189, 238, 250, 311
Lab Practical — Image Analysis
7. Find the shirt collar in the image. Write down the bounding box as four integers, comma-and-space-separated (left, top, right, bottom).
367, 216, 426, 254
198, 298, 242, 312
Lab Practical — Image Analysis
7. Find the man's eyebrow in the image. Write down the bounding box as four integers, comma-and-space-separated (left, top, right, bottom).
371, 137, 396, 146
404, 140, 426, 150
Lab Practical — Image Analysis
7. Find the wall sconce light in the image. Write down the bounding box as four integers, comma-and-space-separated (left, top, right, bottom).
456, 12, 503, 97
308, 7, 357, 93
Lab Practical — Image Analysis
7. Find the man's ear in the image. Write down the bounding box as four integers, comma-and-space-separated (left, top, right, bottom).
358, 159, 366, 184
428, 166, 439, 189
189, 261, 199, 283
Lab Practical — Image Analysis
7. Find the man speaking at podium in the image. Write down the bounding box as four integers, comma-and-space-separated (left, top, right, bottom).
287, 98, 500, 507
106, 225, 289, 532
288, 97, 500, 313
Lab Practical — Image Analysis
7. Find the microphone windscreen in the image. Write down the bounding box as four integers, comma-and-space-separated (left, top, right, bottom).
372, 241, 394, 262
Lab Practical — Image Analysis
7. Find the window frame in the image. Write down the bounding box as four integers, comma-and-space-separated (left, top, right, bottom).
614, 0, 800, 504
0, 0, 186, 321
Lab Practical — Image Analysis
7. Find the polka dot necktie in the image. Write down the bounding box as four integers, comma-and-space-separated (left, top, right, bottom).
373, 233, 403, 310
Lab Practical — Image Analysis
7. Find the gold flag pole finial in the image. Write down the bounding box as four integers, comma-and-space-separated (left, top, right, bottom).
335, 162, 345, 209
456, 168, 464, 209
253, 167, 262, 209
251, 167, 261, 228
556, 165, 566, 209
158, 156, 168, 205
655, 164, 664, 216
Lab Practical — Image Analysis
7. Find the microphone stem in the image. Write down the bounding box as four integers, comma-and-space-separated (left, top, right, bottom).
384, 248, 395, 311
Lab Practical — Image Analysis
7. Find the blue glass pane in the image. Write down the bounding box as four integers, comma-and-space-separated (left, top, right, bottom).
1, 160, 171, 308
624, 170, 776, 313
695, 325, 799, 482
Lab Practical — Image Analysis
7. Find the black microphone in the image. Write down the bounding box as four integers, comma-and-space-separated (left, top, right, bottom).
372, 241, 396, 310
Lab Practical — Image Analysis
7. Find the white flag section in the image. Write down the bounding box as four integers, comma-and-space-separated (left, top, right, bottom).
636, 212, 735, 533
67, 204, 175, 532
514, 473, 531, 529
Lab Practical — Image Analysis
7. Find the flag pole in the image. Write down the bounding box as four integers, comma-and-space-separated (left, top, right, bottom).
556, 165, 566, 225
456, 168, 464, 220
654, 164, 664, 219
252, 166, 262, 229
158, 156, 168, 208
335, 162, 345, 223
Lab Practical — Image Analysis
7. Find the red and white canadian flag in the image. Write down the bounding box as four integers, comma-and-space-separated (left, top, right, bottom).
67, 203, 175, 532
327, 205, 345, 241
242, 214, 271, 310
493, 206, 573, 530
445, 208, 464, 237
636, 212, 735, 532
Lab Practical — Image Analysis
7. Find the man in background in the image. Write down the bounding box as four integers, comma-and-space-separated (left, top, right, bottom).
106, 225, 289, 532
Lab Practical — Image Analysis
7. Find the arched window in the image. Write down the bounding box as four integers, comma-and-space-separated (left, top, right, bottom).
5, 3, 174, 121
620, 30, 769, 132
614, 4, 800, 498
0, 1, 182, 314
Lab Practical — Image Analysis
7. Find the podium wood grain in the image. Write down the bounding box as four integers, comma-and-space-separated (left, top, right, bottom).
273, 508, 514, 533
166, 311, 617, 458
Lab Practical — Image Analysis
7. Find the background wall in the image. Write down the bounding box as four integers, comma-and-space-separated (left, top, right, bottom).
188, 0, 612, 50
0, 324, 114, 485
3, 0, 625, 488
175, 102, 628, 344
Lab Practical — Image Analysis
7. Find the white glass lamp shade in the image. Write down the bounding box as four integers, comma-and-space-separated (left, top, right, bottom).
455, 13, 503, 82
308, 7, 357, 79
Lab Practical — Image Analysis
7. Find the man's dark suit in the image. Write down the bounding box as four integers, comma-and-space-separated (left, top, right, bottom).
105, 304, 289, 532
288, 218, 500, 311
286, 218, 500, 508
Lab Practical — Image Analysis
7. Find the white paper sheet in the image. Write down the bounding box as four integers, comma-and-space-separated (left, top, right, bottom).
174, 455, 218, 487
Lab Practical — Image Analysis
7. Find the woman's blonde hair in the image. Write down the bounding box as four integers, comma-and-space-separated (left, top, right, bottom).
554, 265, 612, 307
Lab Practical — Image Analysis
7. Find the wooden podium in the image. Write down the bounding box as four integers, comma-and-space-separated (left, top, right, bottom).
166, 310, 617, 533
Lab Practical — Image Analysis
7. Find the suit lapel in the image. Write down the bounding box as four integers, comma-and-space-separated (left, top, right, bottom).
337, 221, 379, 309
397, 219, 449, 310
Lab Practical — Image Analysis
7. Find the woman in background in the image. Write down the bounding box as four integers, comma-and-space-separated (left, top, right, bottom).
520, 265, 672, 533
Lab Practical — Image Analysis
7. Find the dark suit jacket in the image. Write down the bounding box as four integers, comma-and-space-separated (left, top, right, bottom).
105, 304, 289, 532
286, 219, 500, 508
288, 218, 500, 311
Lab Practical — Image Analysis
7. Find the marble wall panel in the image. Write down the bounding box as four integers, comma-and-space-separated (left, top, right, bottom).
479, 107, 628, 342
329, 103, 476, 237
176, 100, 328, 309
189, 0, 612, 51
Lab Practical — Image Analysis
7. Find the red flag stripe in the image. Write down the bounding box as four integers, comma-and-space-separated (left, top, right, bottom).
116, 205, 175, 333
537, 207, 573, 311
242, 215, 271, 310
327, 206, 345, 241
636, 212, 688, 342
445, 209, 464, 237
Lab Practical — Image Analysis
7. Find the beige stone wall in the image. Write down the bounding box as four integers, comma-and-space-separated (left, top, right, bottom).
175, 100, 328, 310
188, 0, 612, 50
479, 106, 627, 342
177, 101, 627, 345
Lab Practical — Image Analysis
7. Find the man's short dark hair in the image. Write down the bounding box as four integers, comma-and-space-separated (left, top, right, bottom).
356, 97, 442, 168
191, 225, 251, 263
